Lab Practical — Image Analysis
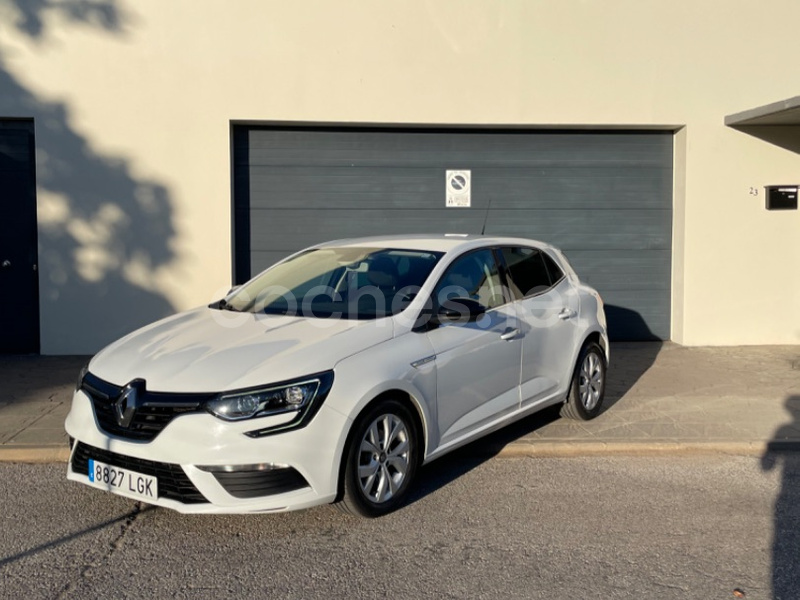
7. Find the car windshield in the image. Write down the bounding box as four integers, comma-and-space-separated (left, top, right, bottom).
222, 247, 444, 319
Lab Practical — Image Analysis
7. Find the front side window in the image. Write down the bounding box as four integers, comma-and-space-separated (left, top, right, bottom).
434, 249, 505, 310
222, 247, 444, 319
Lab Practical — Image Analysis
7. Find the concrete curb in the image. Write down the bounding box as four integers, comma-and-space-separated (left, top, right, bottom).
0, 445, 71, 463
495, 440, 800, 458
3, 440, 800, 464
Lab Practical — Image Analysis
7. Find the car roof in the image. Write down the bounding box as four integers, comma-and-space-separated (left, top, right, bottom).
314, 234, 557, 254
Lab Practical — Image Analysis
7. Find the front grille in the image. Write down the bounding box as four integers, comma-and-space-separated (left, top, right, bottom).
81, 372, 213, 441
201, 466, 310, 499
71, 442, 208, 504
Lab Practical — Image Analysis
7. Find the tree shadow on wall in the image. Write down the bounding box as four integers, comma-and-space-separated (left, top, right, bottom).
0, 0, 179, 354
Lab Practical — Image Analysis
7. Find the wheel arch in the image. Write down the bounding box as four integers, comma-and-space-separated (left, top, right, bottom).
561, 330, 608, 420
582, 330, 608, 362
560, 328, 608, 403
333, 388, 428, 503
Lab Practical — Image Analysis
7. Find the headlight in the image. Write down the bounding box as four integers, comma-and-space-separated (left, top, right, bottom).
207, 380, 321, 421
76, 364, 89, 391
205, 372, 334, 436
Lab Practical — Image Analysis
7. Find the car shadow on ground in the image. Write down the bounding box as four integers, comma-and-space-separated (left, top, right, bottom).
601, 304, 664, 415
600, 341, 663, 415
407, 408, 563, 507
407, 340, 664, 507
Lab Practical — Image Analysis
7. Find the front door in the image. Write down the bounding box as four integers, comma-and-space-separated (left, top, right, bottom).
0, 120, 39, 353
427, 248, 522, 446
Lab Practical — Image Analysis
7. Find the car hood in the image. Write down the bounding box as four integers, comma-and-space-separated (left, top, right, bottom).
88, 306, 395, 392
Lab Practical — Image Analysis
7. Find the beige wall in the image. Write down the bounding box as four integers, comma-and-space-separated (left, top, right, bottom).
1, 0, 799, 352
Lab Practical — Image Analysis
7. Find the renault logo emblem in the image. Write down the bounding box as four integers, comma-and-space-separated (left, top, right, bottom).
114, 379, 146, 428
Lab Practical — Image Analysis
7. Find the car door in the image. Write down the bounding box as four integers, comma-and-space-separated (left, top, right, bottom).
426, 248, 522, 446
500, 246, 580, 408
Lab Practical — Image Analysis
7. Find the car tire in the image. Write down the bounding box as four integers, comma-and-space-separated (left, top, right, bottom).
560, 341, 606, 421
337, 399, 419, 518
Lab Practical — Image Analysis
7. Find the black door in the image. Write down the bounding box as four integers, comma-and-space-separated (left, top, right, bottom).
0, 120, 40, 353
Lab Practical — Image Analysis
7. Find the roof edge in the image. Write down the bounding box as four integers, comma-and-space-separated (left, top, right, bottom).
725, 95, 800, 126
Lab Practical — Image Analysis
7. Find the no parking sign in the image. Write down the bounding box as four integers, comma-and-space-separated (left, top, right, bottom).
445, 170, 471, 207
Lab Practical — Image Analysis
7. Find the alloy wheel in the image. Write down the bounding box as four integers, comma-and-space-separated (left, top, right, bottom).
579, 351, 604, 411
356, 413, 411, 504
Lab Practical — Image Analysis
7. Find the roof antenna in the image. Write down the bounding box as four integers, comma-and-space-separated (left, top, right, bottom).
480, 199, 493, 235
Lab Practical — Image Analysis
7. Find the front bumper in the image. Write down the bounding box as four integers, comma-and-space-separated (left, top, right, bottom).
65, 390, 350, 513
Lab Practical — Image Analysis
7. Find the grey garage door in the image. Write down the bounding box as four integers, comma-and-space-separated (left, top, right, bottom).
232, 127, 673, 340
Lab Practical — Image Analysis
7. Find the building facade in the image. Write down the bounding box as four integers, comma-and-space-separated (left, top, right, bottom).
0, 1, 798, 354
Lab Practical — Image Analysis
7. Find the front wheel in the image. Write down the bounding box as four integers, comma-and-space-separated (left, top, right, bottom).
560, 341, 607, 420
338, 400, 419, 517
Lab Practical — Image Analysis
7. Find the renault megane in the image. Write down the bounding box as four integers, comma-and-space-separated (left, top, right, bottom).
66, 235, 608, 517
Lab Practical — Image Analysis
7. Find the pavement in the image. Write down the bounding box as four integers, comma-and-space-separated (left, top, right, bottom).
1, 343, 799, 463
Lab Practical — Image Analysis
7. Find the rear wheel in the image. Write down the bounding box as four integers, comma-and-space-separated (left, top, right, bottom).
338, 399, 419, 517
561, 342, 606, 420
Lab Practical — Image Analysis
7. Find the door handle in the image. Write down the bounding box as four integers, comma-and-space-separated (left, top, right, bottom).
500, 328, 519, 341
558, 308, 574, 320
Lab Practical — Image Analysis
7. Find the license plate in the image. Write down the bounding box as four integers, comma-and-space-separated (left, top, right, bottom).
87, 459, 158, 502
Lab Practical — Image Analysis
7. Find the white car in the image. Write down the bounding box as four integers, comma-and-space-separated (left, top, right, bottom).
66, 235, 609, 517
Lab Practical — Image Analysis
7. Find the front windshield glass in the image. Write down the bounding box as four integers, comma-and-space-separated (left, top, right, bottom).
223, 247, 444, 319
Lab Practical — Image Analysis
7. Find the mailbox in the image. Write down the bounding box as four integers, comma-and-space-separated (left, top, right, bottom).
765, 185, 798, 210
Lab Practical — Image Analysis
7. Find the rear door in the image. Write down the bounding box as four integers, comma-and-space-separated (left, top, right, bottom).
500, 246, 579, 407
427, 248, 522, 445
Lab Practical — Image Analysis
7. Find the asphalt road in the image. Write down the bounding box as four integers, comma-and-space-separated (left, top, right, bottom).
1, 452, 798, 600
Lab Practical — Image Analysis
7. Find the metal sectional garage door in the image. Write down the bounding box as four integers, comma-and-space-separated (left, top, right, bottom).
232, 127, 673, 340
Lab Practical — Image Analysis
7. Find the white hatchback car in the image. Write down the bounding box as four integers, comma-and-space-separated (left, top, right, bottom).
66, 235, 608, 517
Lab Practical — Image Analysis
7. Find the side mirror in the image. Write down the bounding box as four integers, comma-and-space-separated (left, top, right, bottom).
437, 298, 486, 323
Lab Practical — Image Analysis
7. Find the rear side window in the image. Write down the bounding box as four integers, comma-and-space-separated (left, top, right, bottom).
541, 251, 565, 284
501, 247, 551, 298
